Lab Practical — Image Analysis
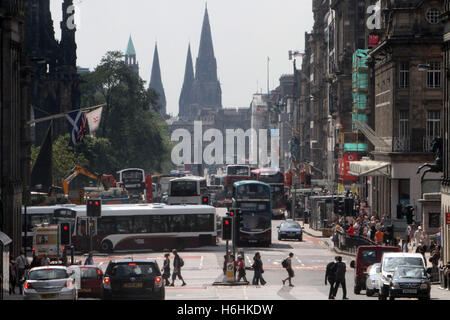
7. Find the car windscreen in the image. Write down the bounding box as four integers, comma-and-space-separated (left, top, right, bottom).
361, 250, 377, 265
170, 181, 197, 196
393, 267, 427, 280
80, 268, 101, 279
281, 222, 300, 229
110, 263, 157, 278
28, 269, 69, 280
384, 257, 424, 272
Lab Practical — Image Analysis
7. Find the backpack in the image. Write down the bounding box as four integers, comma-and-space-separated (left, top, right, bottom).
179, 257, 184, 267
281, 258, 288, 268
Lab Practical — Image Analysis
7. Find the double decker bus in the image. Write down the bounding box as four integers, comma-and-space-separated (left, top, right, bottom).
224, 165, 251, 208
117, 168, 146, 203
71, 204, 216, 253
251, 168, 286, 219
167, 176, 209, 205
232, 180, 272, 247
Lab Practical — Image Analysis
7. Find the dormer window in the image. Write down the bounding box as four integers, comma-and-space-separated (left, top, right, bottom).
426, 8, 441, 24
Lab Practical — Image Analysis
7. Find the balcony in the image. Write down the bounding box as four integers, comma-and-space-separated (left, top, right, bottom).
392, 136, 410, 152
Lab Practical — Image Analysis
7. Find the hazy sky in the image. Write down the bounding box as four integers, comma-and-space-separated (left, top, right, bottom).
50, 0, 314, 117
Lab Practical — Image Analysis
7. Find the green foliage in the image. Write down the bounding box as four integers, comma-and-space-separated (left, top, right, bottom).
79, 51, 172, 174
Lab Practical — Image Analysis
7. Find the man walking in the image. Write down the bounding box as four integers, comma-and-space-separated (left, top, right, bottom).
282, 252, 295, 287
252, 252, 266, 285
15, 249, 28, 294
333, 256, 348, 300
325, 259, 337, 299
170, 249, 186, 286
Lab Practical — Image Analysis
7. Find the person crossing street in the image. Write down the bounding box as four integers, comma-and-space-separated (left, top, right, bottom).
282, 252, 295, 287
325, 259, 337, 299
170, 249, 186, 287
333, 256, 348, 300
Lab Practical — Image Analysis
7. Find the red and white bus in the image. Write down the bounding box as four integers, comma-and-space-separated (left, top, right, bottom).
63, 204, 217, 253
117, 168, 146, 203
251, 168, 286, 219
224, 165, 251, 207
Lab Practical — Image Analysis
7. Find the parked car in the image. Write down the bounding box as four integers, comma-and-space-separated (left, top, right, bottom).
277, 220, 303, 241
68, 265, 103, 299
377, 252, 426, 300
23, 266, 77, 300
102, 259, 164, 300
350, 245, 399, 294
365, 263, 381, 297
388, 265, 431, 300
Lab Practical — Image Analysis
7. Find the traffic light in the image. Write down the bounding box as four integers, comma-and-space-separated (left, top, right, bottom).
406, 206, 414, 225
235, 209, 244, 230
202, 196, 209, 205
60, 223, 71, 245
334, 198, 344, 215
228, 209, 237, 217
222, 217, 233, 240
87, 198, 102, 217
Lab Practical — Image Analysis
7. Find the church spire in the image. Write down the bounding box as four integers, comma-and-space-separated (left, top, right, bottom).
125, 35, 139, 74
179, 43, 194, 117
149, 42, 166, 116
196, 6, 217, 82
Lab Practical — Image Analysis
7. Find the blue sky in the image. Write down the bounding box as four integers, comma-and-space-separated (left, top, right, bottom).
50, 0, 314, 116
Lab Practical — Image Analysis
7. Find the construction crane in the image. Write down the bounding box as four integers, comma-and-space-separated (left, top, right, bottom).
62, 165, 101, 204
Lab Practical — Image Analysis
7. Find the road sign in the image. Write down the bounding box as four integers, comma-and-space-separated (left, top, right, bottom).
226, 262, 235, 282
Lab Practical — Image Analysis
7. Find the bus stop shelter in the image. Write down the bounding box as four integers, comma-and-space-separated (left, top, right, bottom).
0, 231, 12, 300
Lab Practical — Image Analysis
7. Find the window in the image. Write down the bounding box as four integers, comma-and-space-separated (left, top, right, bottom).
398, 179, 410, 206
361, 250, 377, 265
427, 62, 441, 88
399, 110, 409, 138
427, 110, 440, 138
426, 8, 441, 24
399, 62, 409, 88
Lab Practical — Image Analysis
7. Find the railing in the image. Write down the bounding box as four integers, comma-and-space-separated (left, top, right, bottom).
393, 136, 410, 152
333, 230, 377, 254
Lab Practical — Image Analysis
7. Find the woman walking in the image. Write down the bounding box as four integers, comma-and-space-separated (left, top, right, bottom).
252, 252, 266, 286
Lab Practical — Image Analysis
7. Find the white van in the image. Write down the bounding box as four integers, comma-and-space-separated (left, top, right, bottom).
378, 252, 426, 300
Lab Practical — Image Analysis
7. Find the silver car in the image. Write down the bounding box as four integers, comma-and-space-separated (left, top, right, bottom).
24, 266, 78, 300
365, 263, 381, 297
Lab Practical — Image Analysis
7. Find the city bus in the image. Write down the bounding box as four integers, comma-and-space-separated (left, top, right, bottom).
224, 165, 251, 208
232, 180, 272, 247
71, 204, 217, 253
251, 168, 286, 219
152, 171, 188, 202
117, 168, 146, 203
167, 176, 208, 205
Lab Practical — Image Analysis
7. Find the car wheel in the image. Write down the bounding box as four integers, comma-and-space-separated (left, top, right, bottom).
100, 240, 113, 253
298, 236, 302, 242
366, 289, 374, 297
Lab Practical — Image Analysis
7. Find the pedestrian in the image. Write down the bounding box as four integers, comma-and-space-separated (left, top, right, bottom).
161, 253, 171, 286
251, 252, 266, 285
413, 226, 422, 248
429, 246, 440, 268
416, 242, 427, 266
30, 255, 41, 268
375, 228, 384, 245
236, 256, 247, 283
401, 240, 408, 253
15, 249, 29, 294
84, 252, 94, 265
325, 259, 337, 299
420, 230, 430, 252
9, 259, 17, 295
333, 256, 348, 300
282, 252, 295, 287
41, 254, 50, 266
170, 249, 186, 286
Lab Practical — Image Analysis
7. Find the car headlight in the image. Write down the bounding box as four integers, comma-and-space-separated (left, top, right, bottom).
420, 283, 429, 290
391, 283, 400, 289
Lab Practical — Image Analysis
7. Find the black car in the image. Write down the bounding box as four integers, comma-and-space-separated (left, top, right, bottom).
102, 259, 165, 300
388, 265, 431, 300
277, 220, 303, 241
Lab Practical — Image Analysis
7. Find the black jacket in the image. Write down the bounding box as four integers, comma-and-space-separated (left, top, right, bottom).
325, 262, 337, 282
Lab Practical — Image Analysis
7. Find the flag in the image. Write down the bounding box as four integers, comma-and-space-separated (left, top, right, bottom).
66, 110, 88, 145
85, 106, 103, 136
31, 121, 53, 192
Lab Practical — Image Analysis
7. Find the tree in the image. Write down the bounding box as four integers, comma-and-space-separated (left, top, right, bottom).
79, 51, 172, 174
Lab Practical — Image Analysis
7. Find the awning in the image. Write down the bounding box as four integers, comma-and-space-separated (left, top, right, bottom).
348, 160, 391, 177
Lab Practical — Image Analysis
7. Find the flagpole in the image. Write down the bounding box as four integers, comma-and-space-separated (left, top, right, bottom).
27, 103, 106, 126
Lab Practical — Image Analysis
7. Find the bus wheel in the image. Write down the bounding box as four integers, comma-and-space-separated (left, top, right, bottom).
100, 240, 113, 253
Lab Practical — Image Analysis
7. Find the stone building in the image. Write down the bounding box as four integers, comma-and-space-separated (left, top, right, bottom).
350, 0, 444, 222
0, 0, 30, 256
178, 6, 222, 120
441, 0, 450, 267
26, 0, 80, 145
